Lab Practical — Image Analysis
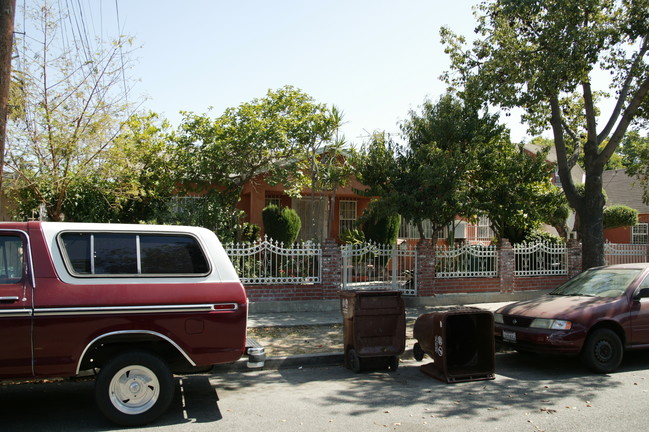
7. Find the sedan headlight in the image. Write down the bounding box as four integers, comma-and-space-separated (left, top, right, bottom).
530, 318, 572, 330
494, 313, 504, 324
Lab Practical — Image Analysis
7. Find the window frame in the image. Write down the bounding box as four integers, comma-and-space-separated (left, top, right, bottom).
631, 223, 648, 245
57, 230, 212, 278
339, 200, 357, 235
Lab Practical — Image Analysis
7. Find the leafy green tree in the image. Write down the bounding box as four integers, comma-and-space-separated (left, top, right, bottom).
358, 202, 401, 245
355, 94, 503, 240
5, 2, 137, 221
101, 112, 176, 223
442, 0, 649, 268
173, 86, 338, 238
621, 130, 649, 203
471, 142, 566, 243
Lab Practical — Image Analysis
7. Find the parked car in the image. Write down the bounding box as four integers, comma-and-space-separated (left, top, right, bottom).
0, 222, 252, 426
494, 263, 649, 373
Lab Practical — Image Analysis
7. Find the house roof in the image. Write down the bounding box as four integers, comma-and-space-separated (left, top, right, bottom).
603, 168, 649, 214
523, 142, 585, 185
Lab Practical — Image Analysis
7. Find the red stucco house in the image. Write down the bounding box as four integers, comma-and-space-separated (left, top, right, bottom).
236, 174, 372, 242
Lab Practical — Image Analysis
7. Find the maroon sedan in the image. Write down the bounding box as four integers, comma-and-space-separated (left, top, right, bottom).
495, 263, 649, 373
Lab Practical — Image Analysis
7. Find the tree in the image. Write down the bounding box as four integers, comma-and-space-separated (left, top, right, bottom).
100, 112, 176, 223
0, 0, 16, 215
355, 94, 504, 241
470, 142, 565, 243
173, 86, 339, 239
5, 1, 137, 221
442, 0, 649, 268
621, 130, 649, 203
358, 202, 401, 245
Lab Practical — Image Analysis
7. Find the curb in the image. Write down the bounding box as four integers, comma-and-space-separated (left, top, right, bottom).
211, 349, 424, 372
212, 352, 345, 372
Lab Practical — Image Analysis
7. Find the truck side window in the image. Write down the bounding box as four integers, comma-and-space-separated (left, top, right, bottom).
0, 236, 24, 284
94, 234, 137, 274
140, 235, 208, 274
59, 232, 210, 277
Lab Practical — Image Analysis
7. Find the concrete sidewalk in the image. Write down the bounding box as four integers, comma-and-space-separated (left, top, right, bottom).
247, 301, 513, 328
215, 300, 517, 372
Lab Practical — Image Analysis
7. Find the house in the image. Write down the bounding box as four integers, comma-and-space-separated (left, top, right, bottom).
603, 168, 649, 244
236, 174, 372, 242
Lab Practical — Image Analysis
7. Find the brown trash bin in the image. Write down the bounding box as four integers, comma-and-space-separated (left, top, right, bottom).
340, 290, 406, 373
413, 308, 495, 383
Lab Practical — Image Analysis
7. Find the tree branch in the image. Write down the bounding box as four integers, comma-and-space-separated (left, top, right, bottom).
598, 37, 649, 143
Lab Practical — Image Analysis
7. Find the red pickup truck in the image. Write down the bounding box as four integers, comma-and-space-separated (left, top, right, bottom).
0, 221, 250, 425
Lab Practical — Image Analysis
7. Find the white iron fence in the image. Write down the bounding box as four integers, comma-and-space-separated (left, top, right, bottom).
514, 242, 567, 276
604, 243, 649, 265
435, 244, 498, 278
224, 237, 321, 284
341, 242, 417, 295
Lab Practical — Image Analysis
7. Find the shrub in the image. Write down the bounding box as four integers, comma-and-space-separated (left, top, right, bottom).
359, 206, 401, 245
262, 205, 301, 245
339, 228, 366, 245
604, 205, 638, 229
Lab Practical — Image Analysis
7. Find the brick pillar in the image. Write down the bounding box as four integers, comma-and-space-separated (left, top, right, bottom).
320, 239, 342, 299
567, 239, 582, 277
416, 239, 436, 297
499, 239, 514, 293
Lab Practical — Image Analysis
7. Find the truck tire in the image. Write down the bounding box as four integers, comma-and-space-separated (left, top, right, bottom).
95, 351, 174, 426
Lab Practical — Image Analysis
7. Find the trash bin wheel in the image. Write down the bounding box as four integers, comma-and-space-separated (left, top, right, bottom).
387, 356, 399, 371
348, 348, 362, 373
413, 343, 425, 362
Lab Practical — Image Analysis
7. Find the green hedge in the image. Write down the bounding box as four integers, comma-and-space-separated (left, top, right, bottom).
262, 205, 302, 245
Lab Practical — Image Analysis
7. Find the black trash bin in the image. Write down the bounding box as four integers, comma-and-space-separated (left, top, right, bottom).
413, 308, 495, 383
340, 290, 406, 372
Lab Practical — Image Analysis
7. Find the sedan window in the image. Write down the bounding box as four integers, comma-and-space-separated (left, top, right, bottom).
551, 268, 642, 298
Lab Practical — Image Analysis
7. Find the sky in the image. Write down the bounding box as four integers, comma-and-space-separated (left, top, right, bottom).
40, 0, 531, 144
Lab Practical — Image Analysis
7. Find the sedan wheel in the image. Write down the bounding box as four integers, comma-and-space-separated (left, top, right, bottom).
581, 328, 623, 374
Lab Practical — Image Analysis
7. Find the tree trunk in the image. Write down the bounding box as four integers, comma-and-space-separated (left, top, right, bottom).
577, 168, 606, 269
0, 0, 16, 220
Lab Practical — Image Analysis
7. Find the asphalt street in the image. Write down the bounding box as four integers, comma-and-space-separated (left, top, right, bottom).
3, 350, 649, 432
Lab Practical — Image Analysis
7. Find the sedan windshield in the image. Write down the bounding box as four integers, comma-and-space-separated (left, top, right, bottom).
551, 268, 643, 298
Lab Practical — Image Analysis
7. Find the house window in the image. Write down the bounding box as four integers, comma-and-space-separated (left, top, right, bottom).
265, 197, 281, 208
339, 201, 357, 235
477, 216, 493, 240
632, 223, 648, 244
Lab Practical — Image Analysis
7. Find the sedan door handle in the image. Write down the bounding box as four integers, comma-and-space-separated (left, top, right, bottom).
0, 296, 20, 303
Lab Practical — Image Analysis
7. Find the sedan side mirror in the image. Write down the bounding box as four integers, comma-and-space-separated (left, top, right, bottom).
633, 287, 649, 301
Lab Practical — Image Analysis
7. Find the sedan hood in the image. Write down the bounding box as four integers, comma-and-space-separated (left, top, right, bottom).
497, 294, 624, 320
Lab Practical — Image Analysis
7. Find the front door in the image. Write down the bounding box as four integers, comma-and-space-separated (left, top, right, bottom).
0, 232, 33, 378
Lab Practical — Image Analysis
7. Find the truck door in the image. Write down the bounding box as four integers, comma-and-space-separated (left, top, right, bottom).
0, 232, 34, 378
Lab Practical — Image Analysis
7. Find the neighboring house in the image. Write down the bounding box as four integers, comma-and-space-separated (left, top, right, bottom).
603, 168, 649, 244
237, 174, 372, 242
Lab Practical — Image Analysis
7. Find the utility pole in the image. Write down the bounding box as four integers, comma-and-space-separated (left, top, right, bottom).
0, 0, 16, 220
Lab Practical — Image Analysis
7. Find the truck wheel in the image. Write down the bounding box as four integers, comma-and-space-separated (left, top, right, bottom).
581, 328, 623, 374
95, 351, 174, 426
